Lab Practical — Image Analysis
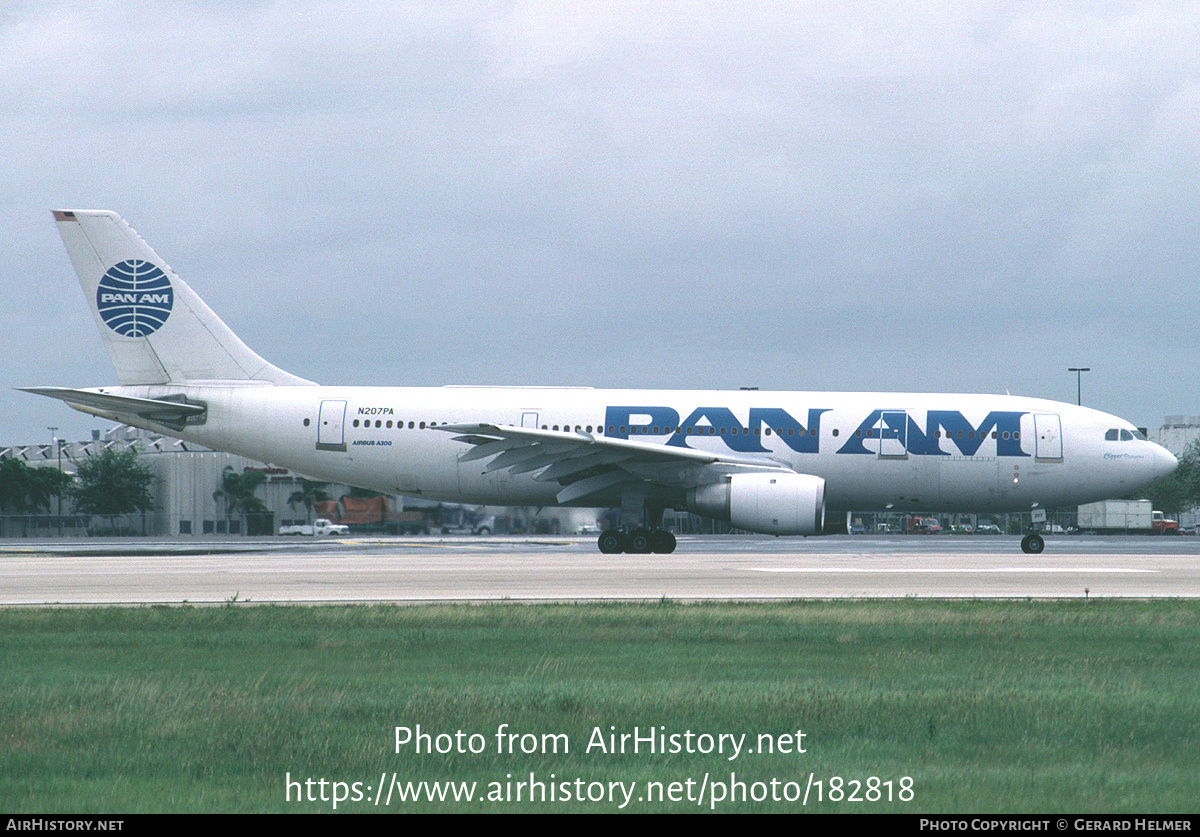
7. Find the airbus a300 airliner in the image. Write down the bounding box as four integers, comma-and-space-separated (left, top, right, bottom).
25, 210, 1177, 554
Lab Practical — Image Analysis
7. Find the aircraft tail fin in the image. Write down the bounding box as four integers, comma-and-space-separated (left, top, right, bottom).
52, 210, 314, 387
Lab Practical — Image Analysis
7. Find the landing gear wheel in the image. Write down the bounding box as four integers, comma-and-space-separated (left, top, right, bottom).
628, 528, 653, 554
650, 529, 677, 554
1021, 533, 1045, 554
598, 529, 625, 554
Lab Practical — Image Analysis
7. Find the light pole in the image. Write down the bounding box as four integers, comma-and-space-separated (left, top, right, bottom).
1068, 367, 1090, 406
57, 439, 65, 537
47, 427, 60, 537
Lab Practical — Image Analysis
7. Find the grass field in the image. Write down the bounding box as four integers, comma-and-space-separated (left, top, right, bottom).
2, 600, 1197, 813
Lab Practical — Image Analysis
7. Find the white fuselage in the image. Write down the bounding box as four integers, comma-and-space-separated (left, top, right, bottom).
116, 383, 1175, 514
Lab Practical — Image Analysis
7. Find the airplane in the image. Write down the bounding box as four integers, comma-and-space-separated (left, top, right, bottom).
24, 210, 1177, 555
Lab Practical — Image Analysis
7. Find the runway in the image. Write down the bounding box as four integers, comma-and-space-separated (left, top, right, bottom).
2, 534, 1199, 605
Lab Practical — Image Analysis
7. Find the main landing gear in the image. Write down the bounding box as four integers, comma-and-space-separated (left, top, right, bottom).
598, 489, 678, 553
598, 528, 677, 554
1020, 532, 1045, 554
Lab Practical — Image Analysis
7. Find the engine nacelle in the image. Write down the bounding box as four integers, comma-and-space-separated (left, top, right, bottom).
687, 472, 826, 535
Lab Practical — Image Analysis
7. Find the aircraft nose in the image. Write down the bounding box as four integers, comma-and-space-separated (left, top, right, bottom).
1152, 444, 1178, 481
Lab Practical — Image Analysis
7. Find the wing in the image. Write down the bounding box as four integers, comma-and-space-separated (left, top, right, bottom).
436, 422, 796, 505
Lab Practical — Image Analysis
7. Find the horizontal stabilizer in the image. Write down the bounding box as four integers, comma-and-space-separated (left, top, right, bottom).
21, 387, 206, 430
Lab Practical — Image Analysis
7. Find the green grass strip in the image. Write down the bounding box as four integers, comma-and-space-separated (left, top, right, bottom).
1, 600, 1197, 813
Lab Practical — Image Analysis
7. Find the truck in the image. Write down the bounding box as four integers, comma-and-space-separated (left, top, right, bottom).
438, 504, 495, 535
316, 495, 436, 534
278, 518, 350, 536
1076, 500, 1177, 534
905, 516, 942, 534
1152, 510, 1179, 534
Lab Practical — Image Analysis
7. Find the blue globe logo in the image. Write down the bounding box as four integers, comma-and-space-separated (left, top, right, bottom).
96, 260, 173, 337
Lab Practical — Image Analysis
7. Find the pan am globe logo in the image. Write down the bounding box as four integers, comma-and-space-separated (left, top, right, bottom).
96, 260, 174, 337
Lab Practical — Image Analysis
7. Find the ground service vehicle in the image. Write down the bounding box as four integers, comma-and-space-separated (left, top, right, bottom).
1077, 500, 1178, 534
279, 518, 350, 536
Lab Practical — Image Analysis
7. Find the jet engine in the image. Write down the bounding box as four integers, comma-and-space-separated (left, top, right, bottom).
687, 472, 826, 535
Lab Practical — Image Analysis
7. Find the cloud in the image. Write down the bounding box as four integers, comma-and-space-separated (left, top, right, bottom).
2, 1, 1198, 442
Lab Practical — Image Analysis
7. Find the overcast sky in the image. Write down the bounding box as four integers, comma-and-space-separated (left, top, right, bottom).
3, 1, 1198, 445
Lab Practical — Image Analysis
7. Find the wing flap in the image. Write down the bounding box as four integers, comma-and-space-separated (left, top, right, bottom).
555, 470, 632, 504
535, 451, 634, 482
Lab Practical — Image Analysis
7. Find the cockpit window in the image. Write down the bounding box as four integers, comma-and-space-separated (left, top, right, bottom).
1106, 427, 1148, 442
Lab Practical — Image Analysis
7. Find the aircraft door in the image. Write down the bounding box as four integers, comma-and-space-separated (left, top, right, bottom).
1034, 413, 1062, 460
522, 412, 539, 428
876, 410, 908, 457
316, 400, 348, 452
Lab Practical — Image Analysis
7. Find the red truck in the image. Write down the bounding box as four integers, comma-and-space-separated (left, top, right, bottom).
906, 516, 942, 534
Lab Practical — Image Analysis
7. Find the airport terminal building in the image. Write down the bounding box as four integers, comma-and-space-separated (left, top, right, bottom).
1, 426, 345, 537
0, 426, 585, 538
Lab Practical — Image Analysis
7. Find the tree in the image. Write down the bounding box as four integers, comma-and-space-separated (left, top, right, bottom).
287, 479, 331, 524
71, 448, 155, 532
213, 466, 268, 535
0, 458, 74, 536
1138, 440, 1200, 518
